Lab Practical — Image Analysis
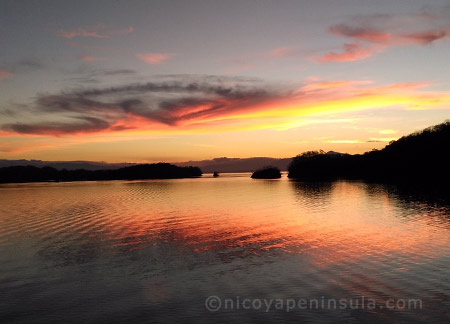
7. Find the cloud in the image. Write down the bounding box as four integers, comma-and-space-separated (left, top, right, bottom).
0, 69, 10, 79
137, 53, 174, 64
6, 117, 111, 136
57, 24, 134, 39
1, 76, 278, 135
318, 43, 381, 62
323, 9, 450, 62
331, 22, 450, 46
299, 80, 372, 91
329, 24, 392, 43
401, 29, 449, 44
1, 75, 450, 136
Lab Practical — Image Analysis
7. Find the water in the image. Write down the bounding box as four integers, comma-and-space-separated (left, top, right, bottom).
1, 173, 449, 323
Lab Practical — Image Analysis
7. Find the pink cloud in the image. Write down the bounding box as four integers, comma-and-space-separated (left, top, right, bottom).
318, 43, 381, 62
324, 10, 450, 62
57, 24, 133, 39
0, 69, 11, 79
58, 29, 105, 39
329, 24, 392, 43
137, 53, 173, 64
400, 29, 449, 44
332, 23, 450, 46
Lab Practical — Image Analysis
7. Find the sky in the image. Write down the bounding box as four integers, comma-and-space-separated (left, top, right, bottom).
1, 0, 450, 163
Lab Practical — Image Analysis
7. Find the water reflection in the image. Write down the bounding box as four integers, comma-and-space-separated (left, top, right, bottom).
1, 177, 450, 323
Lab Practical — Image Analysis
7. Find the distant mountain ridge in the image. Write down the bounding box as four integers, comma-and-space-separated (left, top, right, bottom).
0, 159, 136, 171
0, 157, 293, 173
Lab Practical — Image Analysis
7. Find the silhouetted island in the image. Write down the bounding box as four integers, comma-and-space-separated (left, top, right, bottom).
0, 163, 202, 184
288, 120, 450, 187
251, 166, 282, 179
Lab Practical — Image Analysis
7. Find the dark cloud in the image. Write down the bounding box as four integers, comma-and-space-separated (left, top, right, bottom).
0, 75, 284, 135
154, 74, 263, 83
0, 57, 46, 73
4, 117, 111, 135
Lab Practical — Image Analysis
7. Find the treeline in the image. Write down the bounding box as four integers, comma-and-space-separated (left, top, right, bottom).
288, 120, 450, 184
0, 163, 202, 183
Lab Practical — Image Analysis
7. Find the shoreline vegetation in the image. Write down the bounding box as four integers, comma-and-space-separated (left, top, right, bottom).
288, 121, 450, 188
0, 163, 202, 184
251, 166, 282, 179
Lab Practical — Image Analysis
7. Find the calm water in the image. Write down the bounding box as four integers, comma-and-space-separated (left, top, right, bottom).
1, 173, 450, 323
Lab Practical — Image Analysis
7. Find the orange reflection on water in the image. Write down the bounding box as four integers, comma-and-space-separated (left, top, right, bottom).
70, 180, 450, 269
1, 179, 449, 268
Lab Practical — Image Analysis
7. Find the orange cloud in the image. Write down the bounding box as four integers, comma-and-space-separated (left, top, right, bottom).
1, 77, 449, 137
299, 80, 372, 91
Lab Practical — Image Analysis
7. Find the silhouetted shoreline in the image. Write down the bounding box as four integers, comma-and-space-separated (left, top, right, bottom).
288, 121, 450, 191
0, 163, 202, 184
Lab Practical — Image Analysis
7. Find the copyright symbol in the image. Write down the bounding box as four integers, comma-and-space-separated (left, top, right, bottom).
205, 295, 222, 312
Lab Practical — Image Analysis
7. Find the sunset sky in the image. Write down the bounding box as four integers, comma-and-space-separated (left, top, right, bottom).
1, 0, 450, 162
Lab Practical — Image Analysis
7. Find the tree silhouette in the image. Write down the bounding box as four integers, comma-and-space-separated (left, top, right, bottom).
288, 120, 450, 187
251, 166, 282, 179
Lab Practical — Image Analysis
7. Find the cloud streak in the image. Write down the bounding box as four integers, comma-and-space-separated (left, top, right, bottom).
137, 53, 174, 64
321, 9, 450, 62
318, 43, 380, 62
57, 24, 134, 39
1, 76, 449, 136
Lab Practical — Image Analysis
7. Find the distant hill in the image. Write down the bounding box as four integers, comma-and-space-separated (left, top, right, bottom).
175, 157, 292, 173
0, 163, 202, 183
0, 159, 135, 171
288, 120, 450, 185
